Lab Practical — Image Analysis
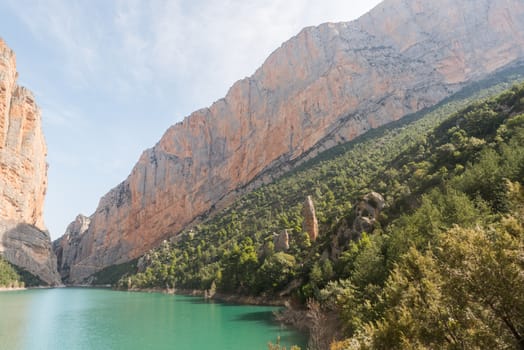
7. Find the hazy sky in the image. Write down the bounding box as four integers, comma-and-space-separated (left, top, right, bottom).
0, 0, 382, 239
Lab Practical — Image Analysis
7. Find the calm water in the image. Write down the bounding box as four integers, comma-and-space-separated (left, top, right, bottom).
0, 288, 306, 350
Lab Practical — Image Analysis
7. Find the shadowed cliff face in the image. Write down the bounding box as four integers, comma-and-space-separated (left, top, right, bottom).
57, 0, 524, 283
53, 214, 90, 282
0, 39, 61, 285
0, 223, 61, 285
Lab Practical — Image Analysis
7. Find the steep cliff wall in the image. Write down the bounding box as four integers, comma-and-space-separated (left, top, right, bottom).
0, 38, 61, 285
58, 0, 524, 283
53, 214, 90, 282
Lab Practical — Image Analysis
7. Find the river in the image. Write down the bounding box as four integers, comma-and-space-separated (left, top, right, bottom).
0, 288, 306, 349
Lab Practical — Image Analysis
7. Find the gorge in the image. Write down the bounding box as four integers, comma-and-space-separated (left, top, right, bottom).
1, 1, 524, 348
53, 0, 524, 284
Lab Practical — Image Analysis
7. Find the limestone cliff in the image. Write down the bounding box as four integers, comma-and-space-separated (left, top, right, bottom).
57, 0, 524, 283
0, 38, 61, 285
53, 214, 90, 282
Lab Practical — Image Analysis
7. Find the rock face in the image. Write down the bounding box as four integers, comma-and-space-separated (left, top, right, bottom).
0, 39, 47, 229
331, 192, 385, 259
53, 214, 90, 282
0, 223, 61, 285
302, 196, 319, 242
352, 192, 386, 236
57, 0, 524, 283
0, 38, 60, 285
273, 230, 290, 252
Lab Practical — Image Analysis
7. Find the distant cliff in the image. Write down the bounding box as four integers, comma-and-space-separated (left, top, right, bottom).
56, 0, 524, 283
53, 214, 90, 282
0, 39, 61, 285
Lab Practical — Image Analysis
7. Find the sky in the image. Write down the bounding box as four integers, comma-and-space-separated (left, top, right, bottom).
0, 0, 382, 240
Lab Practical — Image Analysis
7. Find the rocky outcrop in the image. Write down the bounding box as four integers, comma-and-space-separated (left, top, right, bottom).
352, 192, 385, 235
53, 214, 90, 282
57, 0, 524, 283
331, 192, 385, 259
273, 230, 290, 252
302, 196, 319, 242
0, 222, 61, 285
0, 38, 60, 285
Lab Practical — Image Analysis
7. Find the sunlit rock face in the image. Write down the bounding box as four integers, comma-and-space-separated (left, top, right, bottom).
303, 196, 319, 242
57, 0, 524, 283
0, 39, 61, 285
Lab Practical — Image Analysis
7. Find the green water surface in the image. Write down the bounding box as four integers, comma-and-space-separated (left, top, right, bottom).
0, 288, 306, 350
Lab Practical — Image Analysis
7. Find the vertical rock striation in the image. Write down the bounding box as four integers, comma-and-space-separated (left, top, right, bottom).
57, 0, 524, 283
0, 38, 60, 285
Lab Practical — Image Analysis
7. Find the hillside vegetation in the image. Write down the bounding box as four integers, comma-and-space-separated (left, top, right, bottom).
0, 256, 24, 288
0, 255, 47, 288
111, 76, 524, 348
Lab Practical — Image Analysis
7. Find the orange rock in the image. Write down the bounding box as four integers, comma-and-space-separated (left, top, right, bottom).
302, 196, 319, 242
57, 0, 524, 283
0, 39, 60, 285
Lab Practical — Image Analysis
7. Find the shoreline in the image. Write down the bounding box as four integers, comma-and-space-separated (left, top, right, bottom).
1, 283, 304, 314
0, 285, 64, 292
118, 286, 293, 307
0, 287, 26, 292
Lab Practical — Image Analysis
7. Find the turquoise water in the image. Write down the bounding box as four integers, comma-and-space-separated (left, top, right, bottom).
0, 288, 306, 350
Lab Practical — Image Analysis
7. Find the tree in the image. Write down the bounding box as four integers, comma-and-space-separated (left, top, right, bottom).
268, 336, 301, 350
356, 207, 524, 349
386, 187, 487, 265
256, 252, 296, 294
220, 239, 259, 293
0, 256, 23, 288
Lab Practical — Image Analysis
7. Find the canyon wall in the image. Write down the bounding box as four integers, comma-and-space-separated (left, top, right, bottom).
0, 38, 61, 285
57, 0, 524, 283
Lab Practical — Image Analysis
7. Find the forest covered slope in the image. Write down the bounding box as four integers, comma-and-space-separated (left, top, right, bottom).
112, 76, 524, 349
